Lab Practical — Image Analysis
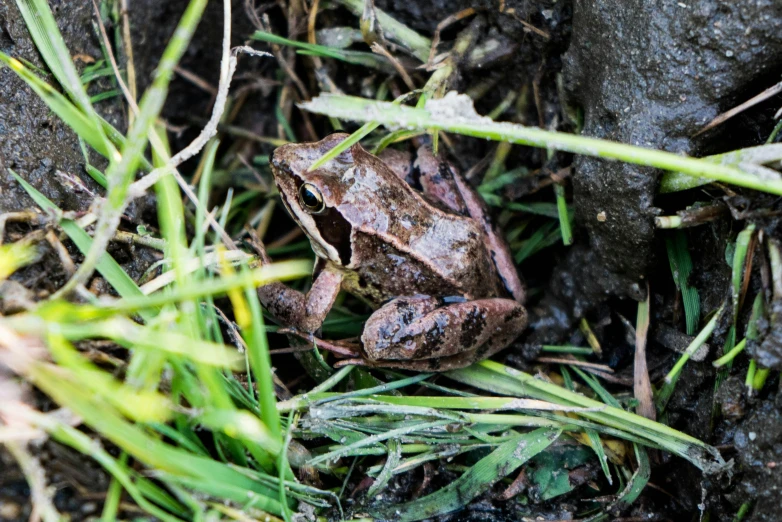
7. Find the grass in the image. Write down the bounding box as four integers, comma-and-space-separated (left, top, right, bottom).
0, 0, 776, 521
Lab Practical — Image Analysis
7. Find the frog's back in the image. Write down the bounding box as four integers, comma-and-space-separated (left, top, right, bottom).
337, 166, 503, 303
343, 225, 502, 304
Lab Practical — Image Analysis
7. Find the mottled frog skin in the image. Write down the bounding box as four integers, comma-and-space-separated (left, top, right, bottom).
257, 134, 527, 371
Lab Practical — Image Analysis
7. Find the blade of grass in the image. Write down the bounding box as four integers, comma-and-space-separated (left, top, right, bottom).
300, 93, 782, 196
634, 290, 655, 420
370, 428, 561, 521
554, 182, 573, 245
448, 360, 724, 471
0, 241, 39, 280
560, 367, 612, 485
252, 30, 396, 73
24, 361, 288, 515
7, 314, 244, 369
655, 304, 724, 413
104, 259, 312, 311
17, 0, 101, 111
515, 221, 560, 263
16, 409, 187, 521
307, 91, 419, 172
659, 143, 782, 193
501, 201, 562, 218
666, 231, 700, 335
541, 345, 594, 355
15, 0, 114, 155
243, 281, 283, 440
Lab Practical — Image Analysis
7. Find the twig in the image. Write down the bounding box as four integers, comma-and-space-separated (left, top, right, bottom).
5, 441, 61, 522
174, 65, 219, 95
101, 0, 258, 249
112, 230, 167, 250
425, 8, 477, 68
128, 43, 269, 195
371, 42, 416, 91
654, 203, 728, 229
499, 7, 550, 40
119, 0, 137, 107
695, 79, 782, 137
45, 230, 76, 277
0, 210, 45, 246
261, 15, 309, 101
535, 357, 614, 373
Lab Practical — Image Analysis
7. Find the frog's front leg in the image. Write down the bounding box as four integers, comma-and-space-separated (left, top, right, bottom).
257, 264, 343, 333
359, 295, 527, 366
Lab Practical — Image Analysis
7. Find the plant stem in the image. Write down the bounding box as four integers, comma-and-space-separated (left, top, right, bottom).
300, 94, 782, 196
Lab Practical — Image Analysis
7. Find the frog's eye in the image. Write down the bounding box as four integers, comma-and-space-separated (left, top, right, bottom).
298, 183, 325, 213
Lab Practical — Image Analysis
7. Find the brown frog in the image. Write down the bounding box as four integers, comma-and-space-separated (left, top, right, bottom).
258, 133, 527, 371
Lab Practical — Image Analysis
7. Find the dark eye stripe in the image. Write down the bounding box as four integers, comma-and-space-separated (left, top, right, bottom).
313, 209, 353, 265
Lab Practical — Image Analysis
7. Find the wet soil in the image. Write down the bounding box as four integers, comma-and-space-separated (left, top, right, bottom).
0, 2, 111, 215
2, 0, 782, 521
538, 0, 782, 333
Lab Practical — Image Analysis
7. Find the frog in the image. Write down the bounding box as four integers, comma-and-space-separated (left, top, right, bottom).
257, 133, 527, 372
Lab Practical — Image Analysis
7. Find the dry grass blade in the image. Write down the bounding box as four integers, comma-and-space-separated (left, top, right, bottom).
694, 79, 782, 136
634, 285, 655, 421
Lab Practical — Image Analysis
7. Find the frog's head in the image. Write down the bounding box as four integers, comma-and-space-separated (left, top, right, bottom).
270, 133, 356, 266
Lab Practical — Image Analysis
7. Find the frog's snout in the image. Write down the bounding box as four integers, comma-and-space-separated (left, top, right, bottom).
270, 146, 288, 170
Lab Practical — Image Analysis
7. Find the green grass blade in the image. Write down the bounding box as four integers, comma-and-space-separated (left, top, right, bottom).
26, 412, 188, 521
252, 30, 395, 72
448, 360, 724, 472
659, 143, 782, 193
7, 314, 243, 369
300, 93, 782, 196
732, 224, 756, 321
243, 282, 283, 440
0, 53, 116, 161
617, 444, 650, 506
656, 304, 724, 412
501, 201, 561, 218
105, 260, 312, 311
554, 183, 573, 245
27, 363, 286, 515
16, 0, 107, 118
370, 428, 561, 521
666, 231, 700, 335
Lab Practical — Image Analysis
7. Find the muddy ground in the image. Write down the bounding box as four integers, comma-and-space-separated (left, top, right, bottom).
1, 0, 781, 520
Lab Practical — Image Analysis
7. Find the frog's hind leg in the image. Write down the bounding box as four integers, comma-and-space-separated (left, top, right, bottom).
360, 295, 527, 366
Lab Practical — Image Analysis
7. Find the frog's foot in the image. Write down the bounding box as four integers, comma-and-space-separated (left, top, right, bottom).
277, 327, 361, 358
361, 295, 527, 365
